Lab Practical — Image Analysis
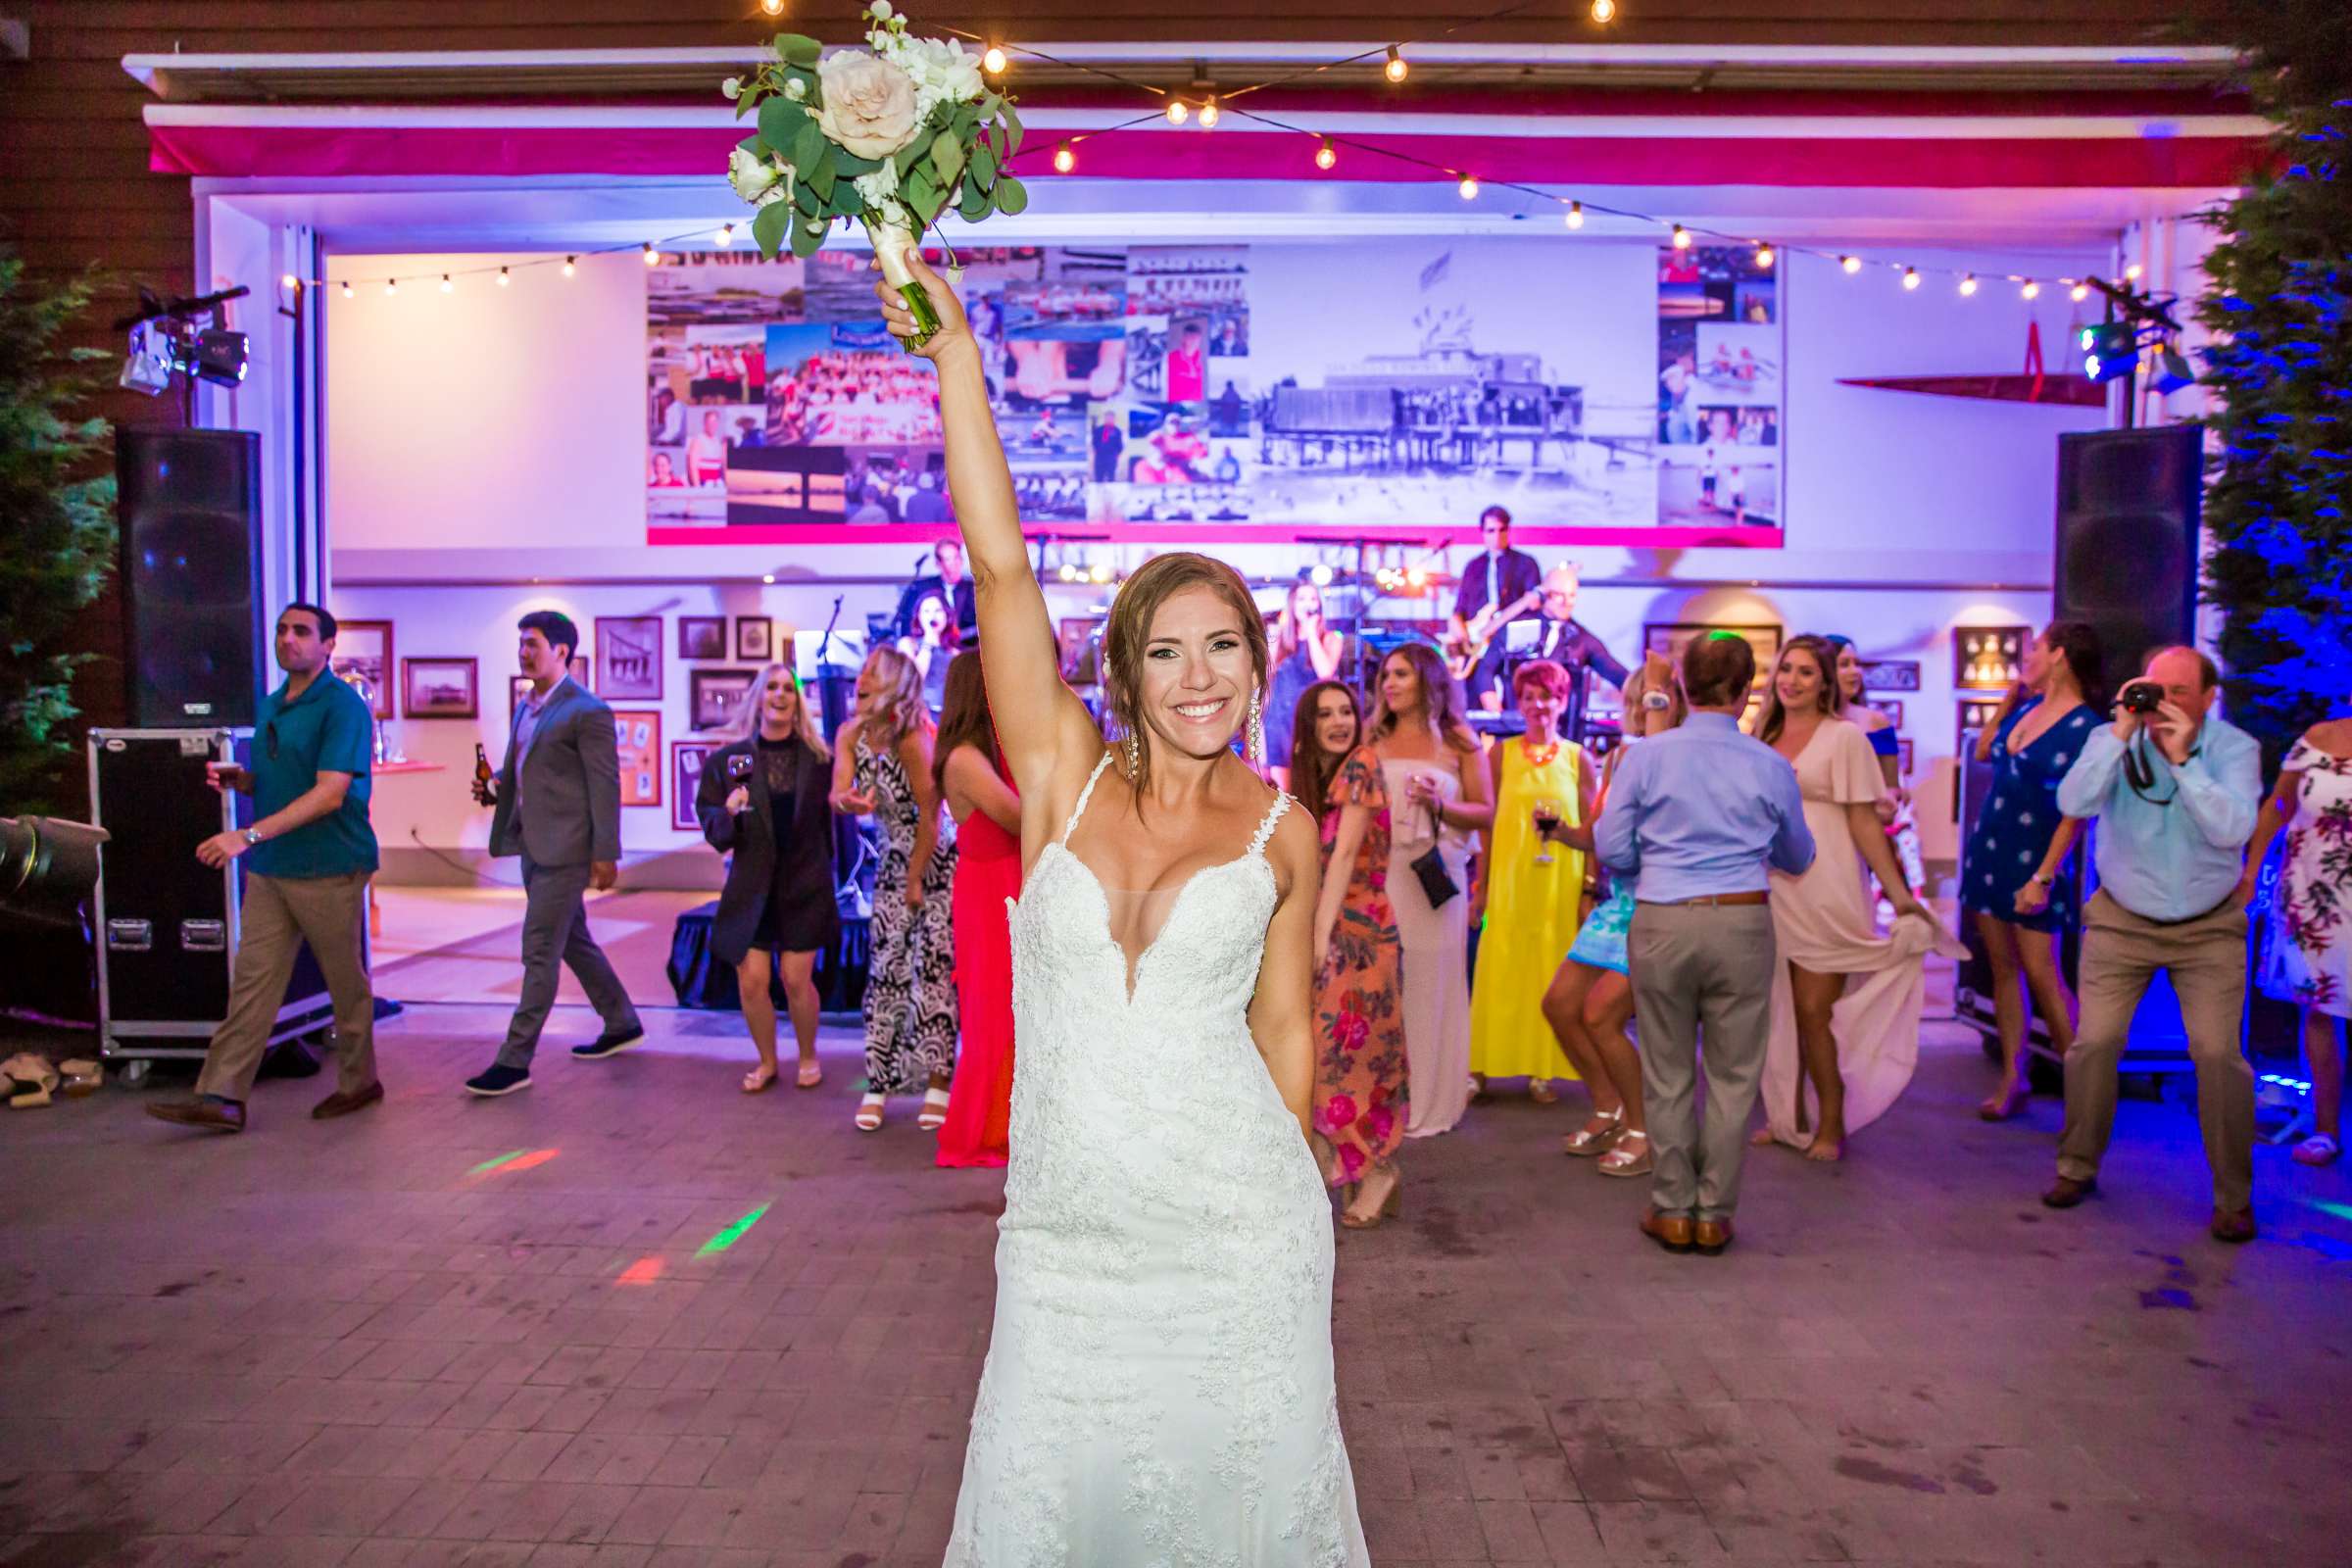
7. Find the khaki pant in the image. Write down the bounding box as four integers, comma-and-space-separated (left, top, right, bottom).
196, 870, 378, 1103
2056, 889, 2254, 1212
1628, 901, 1778, 1222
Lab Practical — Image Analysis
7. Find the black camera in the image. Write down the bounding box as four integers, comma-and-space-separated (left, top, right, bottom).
2120, 681, 2166, 715
0, 815, 109, 931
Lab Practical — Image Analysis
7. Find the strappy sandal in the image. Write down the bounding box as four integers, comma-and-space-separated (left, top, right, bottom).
1562, 1106, 1624, 1156
58, 1059, 101, 1100
741, 1063, 778, 1095
1340, 1169, 1403, 1231
1527, 1079, 1559, 1104
795, 1059, 824, 1090
2292, 1132, 2342, 1166
3, 1055, 60, 1109
918, 1085, 952, 1131
1597, 1130, 1653, 1178
855, 1093, 886, 1132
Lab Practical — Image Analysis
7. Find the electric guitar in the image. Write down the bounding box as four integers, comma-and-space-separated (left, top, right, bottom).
1443, 586, 1544, 681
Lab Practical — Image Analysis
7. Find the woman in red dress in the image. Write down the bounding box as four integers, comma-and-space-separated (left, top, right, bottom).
934, 650, 1021, 1167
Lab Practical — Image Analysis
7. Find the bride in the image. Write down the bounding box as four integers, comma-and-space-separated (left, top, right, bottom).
877, 258, 1369, 1563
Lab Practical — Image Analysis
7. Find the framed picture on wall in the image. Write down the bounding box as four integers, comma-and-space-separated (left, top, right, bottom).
1954, 626, 2029, 693
596, 615, 663, 700
331, 620, 395, 719
1859, 659, 1921, 693
1896, 738, 1916, 777
734, 616, 772, 662
1642, 622, 1783, 693
570, 655, 593, 690
402, 657, 478, 719
671, 741, 716, 831
678, 616, 727, 661
1958, 697, 2004, 748
612, 710, 662, 808
1860, 697, 1905, 729
508, 675, 533, 718
690, 667, 759, 732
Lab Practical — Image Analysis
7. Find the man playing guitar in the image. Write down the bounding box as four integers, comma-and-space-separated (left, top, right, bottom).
1446, 505, 1544, 710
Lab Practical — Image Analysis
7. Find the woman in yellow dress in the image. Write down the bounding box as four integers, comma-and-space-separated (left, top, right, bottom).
1469, 660, 1598, 1100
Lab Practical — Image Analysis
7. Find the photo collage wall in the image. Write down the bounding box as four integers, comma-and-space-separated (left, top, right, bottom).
647, 238, 1787, 542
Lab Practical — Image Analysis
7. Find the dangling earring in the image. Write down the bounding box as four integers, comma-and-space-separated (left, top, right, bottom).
1247, 690, 1265, 771
1124, 727, 1141, 778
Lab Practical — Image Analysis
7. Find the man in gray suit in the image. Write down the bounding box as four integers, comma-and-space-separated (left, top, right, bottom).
464, 611, 643, 1097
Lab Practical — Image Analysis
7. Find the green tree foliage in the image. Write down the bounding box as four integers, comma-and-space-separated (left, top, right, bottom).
2190, 2, 2352, 758
0, 255, 118, 808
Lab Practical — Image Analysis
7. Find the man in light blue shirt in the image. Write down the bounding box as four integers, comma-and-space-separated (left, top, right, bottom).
2045, 646, 2261, 1243
1596, 635, 1814, 1255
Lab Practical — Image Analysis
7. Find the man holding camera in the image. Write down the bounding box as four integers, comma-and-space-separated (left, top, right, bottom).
147, 603, 382, 1134
2047, 647, 2262, 1242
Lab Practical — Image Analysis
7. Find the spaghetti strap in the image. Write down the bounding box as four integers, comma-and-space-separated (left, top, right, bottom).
1248, 790, 1292, 858
1059, 751, 1115, 846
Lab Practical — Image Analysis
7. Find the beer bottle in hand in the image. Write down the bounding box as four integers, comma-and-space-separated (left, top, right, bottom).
472, 743, 495, 807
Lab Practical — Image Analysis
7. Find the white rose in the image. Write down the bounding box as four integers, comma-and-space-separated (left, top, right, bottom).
728, 145, 779, 203
720, 76, 741, 101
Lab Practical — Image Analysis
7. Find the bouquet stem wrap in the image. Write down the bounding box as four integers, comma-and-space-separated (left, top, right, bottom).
865, 217, 941, 351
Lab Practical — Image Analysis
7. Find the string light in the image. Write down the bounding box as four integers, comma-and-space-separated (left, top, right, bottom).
760, 0, 784, 14
1902, 267, 1922, 290
562, 256, 576, 277
1670, 223, 1690, 250
2069, 279, 2090, 302
1591, 0, 1616, 20
1752, 243, 1774, 270
339, 280, 353, 299
642, 242, 661, 267
1384, 46, 1407, 83
279, 272, 299, 290
497, 267, 511, 286
1566, 201, 1584, 229
1053, 142, 1076, 173
2124, 263, 2143, 281
440, 274, 454, 293
2022, 280, 2040, 300
1958, 273, 1979, 296
1199, 96, 1220, 129
384, 279, 397, 296
1164, 98, 1189, 124
1457, 173, 1480, 200
1315, 137, 1337, 171
982, 43, 1007, 74
1840, 255, 1862, 274
715, 222, 735, 246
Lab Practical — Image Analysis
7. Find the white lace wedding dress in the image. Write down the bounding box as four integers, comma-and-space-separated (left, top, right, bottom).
945, 752, 1370, 1566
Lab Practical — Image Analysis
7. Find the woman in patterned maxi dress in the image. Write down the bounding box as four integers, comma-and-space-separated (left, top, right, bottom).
832, 645, 958, 1132
2242, 720, 2352, 1166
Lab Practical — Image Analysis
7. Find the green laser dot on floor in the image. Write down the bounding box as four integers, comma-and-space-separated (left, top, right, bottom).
698, 1203, 772, 1255
468, 1150, 528, 1175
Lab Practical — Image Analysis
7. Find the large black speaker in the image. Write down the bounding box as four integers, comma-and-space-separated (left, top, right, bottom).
117, 426, 265, 728
2053, 425, 2202, 685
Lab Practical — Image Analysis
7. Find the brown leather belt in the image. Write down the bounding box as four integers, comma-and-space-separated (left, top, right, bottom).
1639, 891, 1770, 907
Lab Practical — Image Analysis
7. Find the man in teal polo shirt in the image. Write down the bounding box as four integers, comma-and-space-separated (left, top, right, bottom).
148, 602, 384, 1134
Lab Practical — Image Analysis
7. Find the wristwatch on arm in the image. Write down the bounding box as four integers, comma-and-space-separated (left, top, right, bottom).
241, 826, 264, 847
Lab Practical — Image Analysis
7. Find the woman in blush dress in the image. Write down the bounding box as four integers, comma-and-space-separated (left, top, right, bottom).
1263, 580, 1348, 789
831, 645, 959, 1133
1369, 641, 1494, 1139
1292, 678, 1410, 1229
1959, 622, 2104, 1120
935, 650, 1021, 1168
1753, 635, 1953, 1161
2240, 712, 2352, 1167
877, 249, 1367, 1565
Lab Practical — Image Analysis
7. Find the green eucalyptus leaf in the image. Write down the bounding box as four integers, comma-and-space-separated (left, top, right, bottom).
959, 178, 992, 221
894, 135, 931, 176
930, 136, 965, 185
971, 140, 999, 188
806, 154, 835, 202
828, 179, 864, 219
758, 95, 805, 150
999, 101, 1024, 157
992, 174, 1029, 216
790, 118, 824, 177
751, 200, 793, 260
791, 217, 829, 258
835, 148, 884, 175
792, 177, 821, 218
737, 133, 768, 160
773, 32, 821, 65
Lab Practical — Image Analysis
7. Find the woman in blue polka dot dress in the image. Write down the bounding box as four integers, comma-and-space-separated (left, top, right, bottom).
1961, 622, 2107, 1121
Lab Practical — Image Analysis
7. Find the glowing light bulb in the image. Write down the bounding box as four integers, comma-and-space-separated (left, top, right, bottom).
1901, 267, 1921, 290
384, 279, 398, 296
760, 0, 783, 14
1315, 138, 1337, 172
2125, 263, 2143, 281
279, 272, 299, 290
761, 573, 776, 584
1199, 96, 1219, 129
1671, 223, 1690, 250
1385, 46, 1407, 83
440, 273, 454, 293
1405, 566, 1428, 590
642, 242, 661, 267
2022, 280, 2040, 300
339, 280, 353, 299
1959, 273, 1979, 296
497, 267, 512, 286
1840, 255, 1862, 274
1566, 201, 1584, 229
1090, 563, 1112, 584
1165, 98, 1189, 125
982, 44, 1007, 74
715, 222, 735, 246
1457, 174, 1480, 200
2070, 280, 2089, 302
563, 256, 577, 277
1053, 143, 1076, 173
1753, 243, 1774, 269
1310, 564, 1334, 586
1592, 0, 1616, 21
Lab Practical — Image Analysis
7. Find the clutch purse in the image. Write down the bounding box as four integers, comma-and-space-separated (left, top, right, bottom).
1407, 798, 1459, 907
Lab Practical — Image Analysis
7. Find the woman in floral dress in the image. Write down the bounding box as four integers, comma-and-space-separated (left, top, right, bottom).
1292, 679, 1409, 1229
2241, 718, 2352, 1166
831, 646, 959, 1133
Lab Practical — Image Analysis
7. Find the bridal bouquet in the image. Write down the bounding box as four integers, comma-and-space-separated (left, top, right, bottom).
724, 1, 1028, 348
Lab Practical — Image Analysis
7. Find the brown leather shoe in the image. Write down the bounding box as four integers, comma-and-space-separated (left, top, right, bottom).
312, 1081, 384, 1120
146, 1097, 245, 1134
2040, 1175, 2097, 1209
1640, 1209, 1694, 1251
1691, 1217, 1735, 1255
2210, 1206, 2257, 1245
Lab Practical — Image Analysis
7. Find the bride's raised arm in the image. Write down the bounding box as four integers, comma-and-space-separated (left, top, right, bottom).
879, 251, 1102, 815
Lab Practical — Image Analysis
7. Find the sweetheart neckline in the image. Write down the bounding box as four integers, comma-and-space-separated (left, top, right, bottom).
1035, 840, 1273, 1006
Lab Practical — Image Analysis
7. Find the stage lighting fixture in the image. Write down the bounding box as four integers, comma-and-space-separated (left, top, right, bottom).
1309, 564, 1334, 587
119, 321, 173, 396
1385, 46, 1407, 83
982, 43, 1007, 74
167, 327, 250, 387
1315, 138, 1337, 172
1566, 201, 1584, 228
2079, 320, 2137, 382
2151, 346, 2196, 395
1054, 143, 1077, 173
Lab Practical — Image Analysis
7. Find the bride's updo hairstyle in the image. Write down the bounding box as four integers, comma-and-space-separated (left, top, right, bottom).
1100, 552, 1270, 806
